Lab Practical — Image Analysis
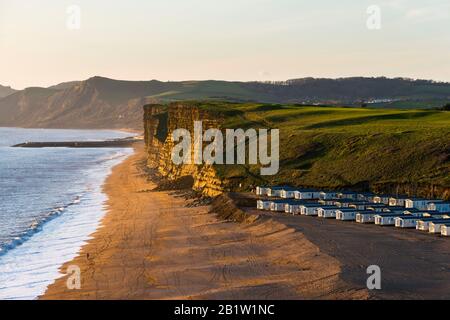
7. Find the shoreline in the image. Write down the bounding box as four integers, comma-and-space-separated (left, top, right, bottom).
41, 143, 367, 300
0, 138, 134, 300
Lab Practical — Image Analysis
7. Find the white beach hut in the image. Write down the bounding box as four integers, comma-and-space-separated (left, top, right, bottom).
441, 225, 450, 236
299, 203, 322, 216
318, 199, 337, 206
333, 199, 354, 208
337, 191, 358, 200
385, 206, 409, 213
402, 209, 422, 215
416, 218, 449, 231
429, 221, 450, 234
356, 211, 379, 224
257, 199, 274, 211
282, 200, 315, 215
336, 208, 358, 221
294, 189, 321, 200
319, 191, 338, 200
366, 204, 388, 212
356, 192, 375, 202
395, 211, 445, 228
373, 195, 391, 205
288, 203, 302, 215
283, 200, 308, 214
405, 198, 440, 211
317, 206, 338, 218
427, 202, 450, 213
374, 213, 404, 226
256, 186, 270, 197
257, 200, 265, 210
395, 216, 423, 228
280, 187, 297, 199
267, 186, 289, 198
348, 201, 371, 210
388, 196, 408, 207
270, 200, 290, 212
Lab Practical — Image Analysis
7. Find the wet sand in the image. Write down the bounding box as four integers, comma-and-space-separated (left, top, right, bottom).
41, 144, 367, 300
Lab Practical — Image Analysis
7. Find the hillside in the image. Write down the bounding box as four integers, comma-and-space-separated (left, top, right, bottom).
1, 76, 450, 130
0, 85, 17, 98
144, 102, 450, 199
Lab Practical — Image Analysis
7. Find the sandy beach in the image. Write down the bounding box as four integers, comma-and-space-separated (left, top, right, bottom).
41, 143, 367, 300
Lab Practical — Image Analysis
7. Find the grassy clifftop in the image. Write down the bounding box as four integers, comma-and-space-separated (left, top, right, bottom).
191, 102, 450, 197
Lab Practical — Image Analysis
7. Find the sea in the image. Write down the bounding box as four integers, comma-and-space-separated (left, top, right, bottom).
0, 127, 134, 300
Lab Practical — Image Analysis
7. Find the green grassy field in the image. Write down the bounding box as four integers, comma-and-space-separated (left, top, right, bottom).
192, 102, 450, 196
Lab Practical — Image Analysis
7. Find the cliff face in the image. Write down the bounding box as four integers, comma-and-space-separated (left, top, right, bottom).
144, 103, 225, 197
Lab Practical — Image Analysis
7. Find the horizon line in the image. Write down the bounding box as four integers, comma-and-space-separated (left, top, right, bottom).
4, 75, 450, 91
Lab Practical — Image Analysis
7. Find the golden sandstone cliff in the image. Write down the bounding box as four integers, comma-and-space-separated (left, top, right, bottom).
144, 103, 225, 197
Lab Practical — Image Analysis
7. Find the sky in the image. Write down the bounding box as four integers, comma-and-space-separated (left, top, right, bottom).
0, 0, 449, 89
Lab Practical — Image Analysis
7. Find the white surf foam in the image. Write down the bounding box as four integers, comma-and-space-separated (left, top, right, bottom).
0, 149, 133, 300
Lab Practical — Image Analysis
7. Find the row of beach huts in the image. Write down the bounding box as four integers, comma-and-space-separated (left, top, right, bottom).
255, 186, 450, 236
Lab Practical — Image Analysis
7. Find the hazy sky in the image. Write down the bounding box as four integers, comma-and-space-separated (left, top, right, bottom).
1, 0, 449, 89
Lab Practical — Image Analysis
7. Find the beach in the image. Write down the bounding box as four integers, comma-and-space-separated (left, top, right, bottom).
41, 143, 367, 300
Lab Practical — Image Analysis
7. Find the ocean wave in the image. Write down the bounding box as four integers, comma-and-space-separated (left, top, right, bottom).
0, 149, 131, 258
0, 193, 87, 257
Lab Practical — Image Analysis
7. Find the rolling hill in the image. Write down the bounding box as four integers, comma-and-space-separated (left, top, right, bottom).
0, 76, 449, 130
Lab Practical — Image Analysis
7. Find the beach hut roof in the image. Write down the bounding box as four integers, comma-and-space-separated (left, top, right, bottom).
284, 200, 305, 204
371, 205, 388, 208
418, 218, 450, 222
301, 203, 324, 207
403, 208, 420, 212
267, 199, 290, 203
407, 197, 441, 201
431, 221, 450, 225
338, 190, 358, 194
375, 213, 404, 217
269, 186, 291, 190
295, 188, 320, 192
358, 192, 375, 196
387, 206, 408, 210
397, 216, 420, 220
318, 205, 339, 209
334, 199, 356, 203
